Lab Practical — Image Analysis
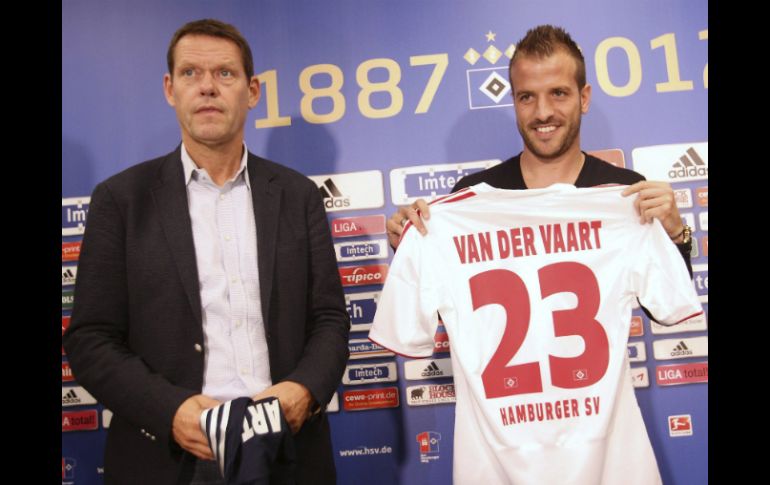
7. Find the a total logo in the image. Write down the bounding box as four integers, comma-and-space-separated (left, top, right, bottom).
339, 264, 388, 287
308, 170, 384, 212
656, 362, 708, 386
62, 457, 77, 481
62, 197, 90, 236
62, 410, 99, 432
62, 386, 98, 406
404, 358, 453, 380
416, 431, 442, 463
631, 142, 708, 183
668, 414, 693, 437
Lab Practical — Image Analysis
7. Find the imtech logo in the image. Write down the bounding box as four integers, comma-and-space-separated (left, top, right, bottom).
308, 171, 384, 213
339, 264, 388, 288
334, 240, 388, 263
62, 197, 90, 236
631, 142, 708, 183
345, 291, 380, 332
342, 362, 398, 385
390, 160, 500, 205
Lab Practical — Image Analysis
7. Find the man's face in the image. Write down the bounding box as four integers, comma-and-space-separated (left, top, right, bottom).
163, 35, 260, 150
510, 49, 591, 160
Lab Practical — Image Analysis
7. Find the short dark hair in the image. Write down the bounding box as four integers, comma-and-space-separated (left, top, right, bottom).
167, 19, 254, 79
509, 25, 586, 91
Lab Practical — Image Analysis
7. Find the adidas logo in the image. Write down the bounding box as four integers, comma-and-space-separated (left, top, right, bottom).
421, 361, 443, 377
671, 341, 693, 357
62, 389, 81, 404
318, 179, 350, 209
669, 147, 708, 179
62, 268, 76, 285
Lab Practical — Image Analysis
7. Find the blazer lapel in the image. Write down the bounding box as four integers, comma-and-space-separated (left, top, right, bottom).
150, 148, 203, 328
248, 154, 281, 323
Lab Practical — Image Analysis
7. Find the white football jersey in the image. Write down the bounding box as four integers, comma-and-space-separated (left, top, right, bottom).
369, 183, 702, 485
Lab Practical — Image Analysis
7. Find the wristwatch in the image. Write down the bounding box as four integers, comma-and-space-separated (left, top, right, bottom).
674, 224, 693, 251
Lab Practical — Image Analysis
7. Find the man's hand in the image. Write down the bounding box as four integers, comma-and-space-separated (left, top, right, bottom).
622, 181, 684, 240
172, 394, 221, 460
254, 381, 315, 434
386, 199, 431, 250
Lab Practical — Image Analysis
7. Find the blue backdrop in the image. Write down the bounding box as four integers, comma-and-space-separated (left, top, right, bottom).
62, 1, 708, 484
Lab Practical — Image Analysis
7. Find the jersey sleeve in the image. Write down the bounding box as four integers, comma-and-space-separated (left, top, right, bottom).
368, 225, 441, 357
629, 219, 703, 325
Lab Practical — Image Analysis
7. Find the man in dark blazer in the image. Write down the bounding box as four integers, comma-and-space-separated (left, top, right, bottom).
63, 18, 350, 485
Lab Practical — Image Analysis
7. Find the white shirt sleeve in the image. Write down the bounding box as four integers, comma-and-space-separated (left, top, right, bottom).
629, 219, 703, 325
368, 226, 441, 357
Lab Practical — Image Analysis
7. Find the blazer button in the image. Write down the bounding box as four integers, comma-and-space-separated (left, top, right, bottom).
194, 343, 202, 353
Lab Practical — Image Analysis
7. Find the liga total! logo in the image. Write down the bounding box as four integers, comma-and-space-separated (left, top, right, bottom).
331, 215, 386, 238
62, 410, 99, 432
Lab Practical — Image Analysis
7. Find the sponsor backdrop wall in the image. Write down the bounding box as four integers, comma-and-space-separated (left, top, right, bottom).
62, 1, 708, 484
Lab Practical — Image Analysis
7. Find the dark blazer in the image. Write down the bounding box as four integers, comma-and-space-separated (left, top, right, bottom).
63, 147, 350, 485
